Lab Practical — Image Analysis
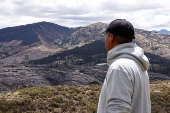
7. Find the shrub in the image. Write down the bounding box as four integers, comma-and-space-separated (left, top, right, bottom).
77, 94, 82, 100
81, 99, 87, 106
88, 103, 97, 113
48, 106, 53, 112
52, 95, 63, 103
61, 104, 67, 112
49, 100, 60, 108
71, 106, 76, 111
0, 81, 170, 113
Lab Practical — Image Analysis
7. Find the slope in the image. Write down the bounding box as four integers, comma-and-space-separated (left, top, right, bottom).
0, 22, 81, 64
1, 21, 170, 65
29, 40, 170, 76
29, 40, 107, 65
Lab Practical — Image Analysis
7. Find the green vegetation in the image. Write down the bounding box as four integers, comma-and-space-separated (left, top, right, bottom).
0, 81, 170, 113
0, 85, 101, 113
150, 80, 170, 113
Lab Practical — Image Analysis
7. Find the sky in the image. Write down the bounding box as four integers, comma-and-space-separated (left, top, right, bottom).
0, 0, 170, 31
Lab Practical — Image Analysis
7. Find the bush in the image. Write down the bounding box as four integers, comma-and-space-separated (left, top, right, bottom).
49, 100, 60, 108
71, 106, 76, 111
81, 99, 87, 106
89, 103, 97, 113
0, 81, 169, 113
52, 96, 63, 103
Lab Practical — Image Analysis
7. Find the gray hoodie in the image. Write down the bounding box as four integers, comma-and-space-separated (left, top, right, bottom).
97, 42, 151, 113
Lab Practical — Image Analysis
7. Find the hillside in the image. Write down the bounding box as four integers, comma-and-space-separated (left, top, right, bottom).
1, 63, 170, 93
29, 40, 107, 65
29, 40, 170, 77
63, 22, 107, 49
0, 65, 105, 93
135, 29, 170, 58
0, 81, 170, 113
1, 22, 170, 65
0, 22, 82, 64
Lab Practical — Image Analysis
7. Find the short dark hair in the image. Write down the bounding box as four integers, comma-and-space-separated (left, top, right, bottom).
114, 35, 133, 44
107, 32, 133, 44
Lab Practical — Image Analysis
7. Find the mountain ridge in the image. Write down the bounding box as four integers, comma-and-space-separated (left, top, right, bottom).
1, 21, 170, 64
152, 29, 170, 35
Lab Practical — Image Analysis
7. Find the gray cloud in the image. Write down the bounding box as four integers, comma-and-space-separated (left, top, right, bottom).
9, 1, 90, 21
0, 0, 170, 31
101, 1, 163, 13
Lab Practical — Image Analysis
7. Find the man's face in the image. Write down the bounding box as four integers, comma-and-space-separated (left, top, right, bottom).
105, 32, 112, 52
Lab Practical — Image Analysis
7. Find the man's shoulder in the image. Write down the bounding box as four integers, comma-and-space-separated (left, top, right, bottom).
111, 58, 136, 66
109, 58, 138, 71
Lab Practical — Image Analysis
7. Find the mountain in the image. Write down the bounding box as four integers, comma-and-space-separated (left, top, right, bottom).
0, 22, 107, 64
63, 22, 107, 49
1, 21, 170, 64
152, 29, 170, 35
134, 29, 170, 59
0, 22, 82, 64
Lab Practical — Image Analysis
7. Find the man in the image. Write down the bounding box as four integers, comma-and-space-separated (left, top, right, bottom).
97, 19, 151, 113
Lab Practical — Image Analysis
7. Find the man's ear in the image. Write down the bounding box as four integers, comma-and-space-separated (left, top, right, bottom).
109, 34, 114, 43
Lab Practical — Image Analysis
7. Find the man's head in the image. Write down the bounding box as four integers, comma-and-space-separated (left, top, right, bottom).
105, 19, 135, 51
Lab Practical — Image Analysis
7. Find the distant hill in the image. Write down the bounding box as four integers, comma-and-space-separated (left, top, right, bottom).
0, 22, 82, 64
134, 29, 170, 59
0, 22, 78, 45
29, 40, 107, 65
153, 29, 170, 35
29, 40, 170, 76
1, 21, 170, 64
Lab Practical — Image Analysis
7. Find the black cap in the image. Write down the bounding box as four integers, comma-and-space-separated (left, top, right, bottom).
106, 19, 135, 39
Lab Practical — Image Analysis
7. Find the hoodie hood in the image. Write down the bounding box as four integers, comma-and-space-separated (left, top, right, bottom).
107, 42, 149, 71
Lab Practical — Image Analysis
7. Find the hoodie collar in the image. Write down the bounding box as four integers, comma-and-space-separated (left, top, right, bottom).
107, 42, 149, 71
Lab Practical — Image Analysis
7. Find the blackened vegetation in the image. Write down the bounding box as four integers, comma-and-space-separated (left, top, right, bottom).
145, 52, 170, 76
30, 40, 170, 77
0, 65, 106, 93
29, 40, 107, 65
1, 41, 170, 93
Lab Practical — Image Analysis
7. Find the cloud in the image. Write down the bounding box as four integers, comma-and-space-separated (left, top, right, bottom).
0, 0, 170, 30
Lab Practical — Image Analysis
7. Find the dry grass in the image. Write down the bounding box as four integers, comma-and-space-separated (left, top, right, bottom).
0, 81, 170, 113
